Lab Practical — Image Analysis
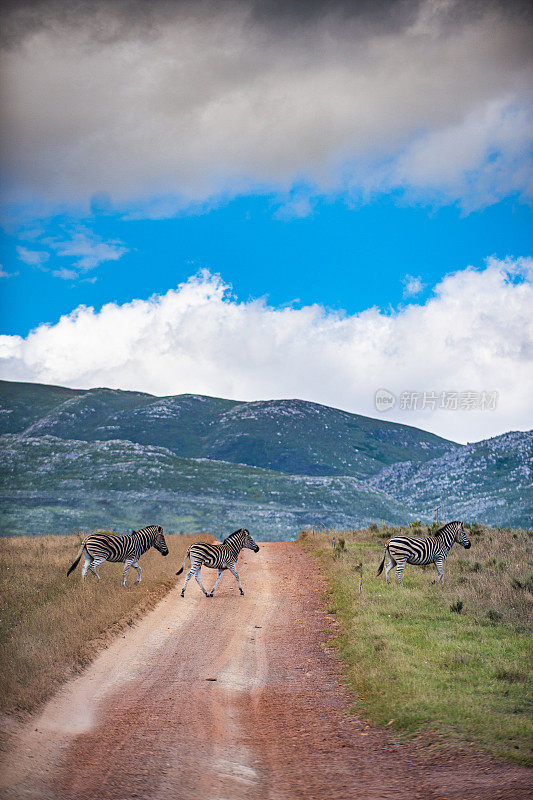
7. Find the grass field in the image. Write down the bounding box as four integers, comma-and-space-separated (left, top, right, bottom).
0, 532, 212, 715
300, 523, 533, 765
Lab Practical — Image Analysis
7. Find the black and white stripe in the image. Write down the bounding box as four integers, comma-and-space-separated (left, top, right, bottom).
176, 528, 259, 597
377, 521, 471, 586
67, 524, 169, 586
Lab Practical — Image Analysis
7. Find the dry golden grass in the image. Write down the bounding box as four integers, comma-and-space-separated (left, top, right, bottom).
0, 532, 213, 715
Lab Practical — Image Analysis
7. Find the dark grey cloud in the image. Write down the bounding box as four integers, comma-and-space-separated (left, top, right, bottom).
1, 0, 532, 213
3, 0, 532, 41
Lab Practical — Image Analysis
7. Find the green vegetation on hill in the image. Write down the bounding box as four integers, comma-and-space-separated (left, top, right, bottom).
0, 380, 530, 535
369, 430, 533, 528
0, 380, 82, 433
0, 435, 414, 539
0, 380, 455, 478
300, 524, 533, 765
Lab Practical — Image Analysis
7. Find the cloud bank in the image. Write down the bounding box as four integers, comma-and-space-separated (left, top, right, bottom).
1, 0, 532, 214
1, 257, 531, 443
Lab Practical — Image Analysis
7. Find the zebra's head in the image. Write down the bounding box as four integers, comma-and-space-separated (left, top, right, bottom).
154, 525, 169, 556
240, 528, 260, 553
455, 521, 471, 549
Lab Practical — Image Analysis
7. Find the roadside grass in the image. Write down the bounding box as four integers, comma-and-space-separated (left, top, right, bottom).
0, 532, 212, 715
299, 524, 533, 765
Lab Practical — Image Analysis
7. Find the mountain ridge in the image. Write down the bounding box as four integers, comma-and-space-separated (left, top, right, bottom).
0, 380, 530, 537
0, 380, 457, 479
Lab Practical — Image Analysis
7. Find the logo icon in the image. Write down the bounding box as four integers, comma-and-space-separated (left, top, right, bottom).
375, 388, 396, 412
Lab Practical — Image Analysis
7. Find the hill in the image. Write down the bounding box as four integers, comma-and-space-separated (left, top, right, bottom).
0, 434, 414, 539
0, 380, 455, 478
368, 430, 532, 528
0, 380, 530, 536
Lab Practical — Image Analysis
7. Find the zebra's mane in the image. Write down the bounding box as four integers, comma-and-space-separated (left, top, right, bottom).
222, 528, 246, 544
434, 521, 460, 538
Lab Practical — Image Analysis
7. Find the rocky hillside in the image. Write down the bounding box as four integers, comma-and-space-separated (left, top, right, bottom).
0, 380, 530, 537
0, 381, 455, 477
368, 430, 532, 528
0, 434, 414, 539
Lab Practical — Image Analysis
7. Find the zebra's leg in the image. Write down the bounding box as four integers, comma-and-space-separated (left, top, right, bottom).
209, 569, 224, 597
81, 554, 92, 582
384, 557, 395, 584
89, 557, 106, 582
228, 563, 244, 595
433, 558, 445, 584
193, 567, 210, 597
180, 567, 196, 597
122, 559, 135, 587
133, 562, 142, 585
395, 559, 407, 587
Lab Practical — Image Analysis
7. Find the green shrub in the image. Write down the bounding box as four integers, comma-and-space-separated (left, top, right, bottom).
486, 558, 508, 571
470, 522, 484, 536
511, 575, 533, 592
457, 559, 482, 572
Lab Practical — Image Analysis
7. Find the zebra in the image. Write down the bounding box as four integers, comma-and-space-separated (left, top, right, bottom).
176, 528, 259, 597
377, 521, 471, 586
66, 525, 169, 586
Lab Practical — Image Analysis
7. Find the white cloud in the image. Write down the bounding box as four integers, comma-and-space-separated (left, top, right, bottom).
382, 98, 533, 209
15, 227, 128, 278
0, 266, 18, 278
46, 229, 127, 272
0, 1, 531, 213
51, 268, 78, 281
403, 274, 425, 297
0, 258, 531, 443
16, 246, 49, 267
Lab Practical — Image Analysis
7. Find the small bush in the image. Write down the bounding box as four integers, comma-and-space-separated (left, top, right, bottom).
450, 600, 464, 614
487, 609, 503, 623
486, 558, 508, 571
332, 538, 347, 559
369, 523, 379, 532
494, 667, 528, 683
441, 652, 473, 669
511, 575, 533, 593
332, 537, 346, 551
457, 559, 482, 573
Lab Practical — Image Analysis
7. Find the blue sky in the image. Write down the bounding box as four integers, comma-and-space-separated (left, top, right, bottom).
0, 0, 532, 442
1, 193, 531, 337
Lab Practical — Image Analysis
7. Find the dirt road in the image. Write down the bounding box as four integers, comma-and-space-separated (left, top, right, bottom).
0, 542, 530, 800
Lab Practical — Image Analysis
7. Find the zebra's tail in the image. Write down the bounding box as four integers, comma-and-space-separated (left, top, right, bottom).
67, 543, 85, 577
176, 548, 191, 576
377, 549, 387, 576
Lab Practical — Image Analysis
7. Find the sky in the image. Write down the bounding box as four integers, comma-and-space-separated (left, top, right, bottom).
0, 0, 532, 443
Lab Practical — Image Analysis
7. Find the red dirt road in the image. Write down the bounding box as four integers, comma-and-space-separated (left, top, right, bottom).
0, 542, 530, 800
